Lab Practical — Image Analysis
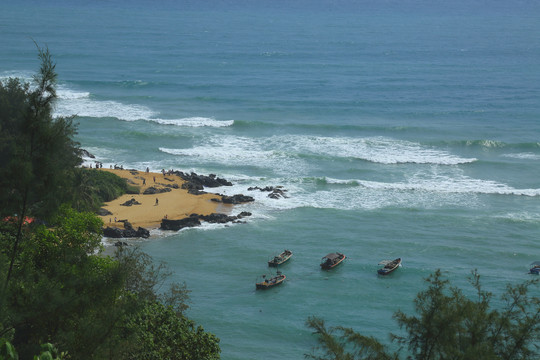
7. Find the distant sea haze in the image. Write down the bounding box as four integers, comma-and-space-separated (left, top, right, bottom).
2, 0, 540, 358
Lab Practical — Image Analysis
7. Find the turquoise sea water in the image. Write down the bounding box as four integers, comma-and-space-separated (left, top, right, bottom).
2, 0, 540, 358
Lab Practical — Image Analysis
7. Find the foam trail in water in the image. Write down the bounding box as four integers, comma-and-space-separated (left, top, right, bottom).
151, 117, 234, 127
53, 84, 234, 127
272, 135, 477, 165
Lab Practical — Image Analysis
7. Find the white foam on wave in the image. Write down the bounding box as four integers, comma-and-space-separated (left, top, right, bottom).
325, 176, 540, 197
0, 70, 33, 82
55, 94, 157, 121
151, 117, 234, 127
498, 212, 540, 223
207, 165, 540, 220
160, 135, 310, 176
273, 134, 477, 165
52, 83, 233, 127
159, 133, 475, 180
502, 152, 540, 161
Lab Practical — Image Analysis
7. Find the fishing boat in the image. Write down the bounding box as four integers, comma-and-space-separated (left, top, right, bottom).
255, 272, 286, 289
268, 249, 293, 267
377, 258, 402, 275
530, 261, 540, 275
320, 252, 346, 270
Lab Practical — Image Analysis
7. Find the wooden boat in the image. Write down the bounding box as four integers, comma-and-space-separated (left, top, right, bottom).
377, 258, 402, 275
256, 272, 286, 289
320, 252, 346, 270
530, 261, 540, 275
268, 249, 293, 267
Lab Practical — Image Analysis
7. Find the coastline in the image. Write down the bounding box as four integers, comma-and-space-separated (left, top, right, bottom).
96, 168, 230, 230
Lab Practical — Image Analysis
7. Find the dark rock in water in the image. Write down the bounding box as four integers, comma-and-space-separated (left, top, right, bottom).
160, 212, 252, 231
143, 187, 172, 195
103, 225, 150, 238
136, 227, 150, 238
174, 171, 233, 188
103, 227, 122, 238
195, 212, 252, 224
98, 208, 113, 216
160, 217, 201, 231
120, 198, 142, 206
81, 149, 95, 159
198, 213, 235, 224
114, 241, 129, 247
215, 194, 255, 204
248, 185, 288, 199
123, 221, 133, 230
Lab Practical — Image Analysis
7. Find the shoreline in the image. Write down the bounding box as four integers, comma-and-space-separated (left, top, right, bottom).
96, 168, 231, 230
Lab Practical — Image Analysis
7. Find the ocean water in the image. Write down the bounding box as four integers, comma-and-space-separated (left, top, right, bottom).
2, 0, 540, 358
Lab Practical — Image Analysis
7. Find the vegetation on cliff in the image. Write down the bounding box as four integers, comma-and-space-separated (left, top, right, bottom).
0, 45, 220, 359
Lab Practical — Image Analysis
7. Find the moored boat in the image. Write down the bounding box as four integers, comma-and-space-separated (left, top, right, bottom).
256, 272, 286, 289
268, 249, 293, 267
377, 258, 401, 275
530, 261, 540, 275
320, 252, 346, 270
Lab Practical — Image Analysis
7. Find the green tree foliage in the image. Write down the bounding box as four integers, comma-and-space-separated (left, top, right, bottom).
124, 301, 220, 360
0, 45, 81, 221
306, 270, 539, 360
1, 207, 218, 359
0, 46, 220, 359
71, 168, 139, 213
0, 45, 81, 290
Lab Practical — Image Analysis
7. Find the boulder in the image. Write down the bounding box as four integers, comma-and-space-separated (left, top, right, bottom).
160, 212, 252, 231
120, 198, 141, 206
103, 227, 124, 238
81, 149, 95, 159
174, 171, 233, 188
143, 187, 172, 195
160, 217, 201, 231
102, 225, 150, 238
136, 227, 150, 238
214, 194, 255, 204
248, 185, 288, 199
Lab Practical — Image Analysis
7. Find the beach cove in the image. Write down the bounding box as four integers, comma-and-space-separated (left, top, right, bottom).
97, 168, 225, 230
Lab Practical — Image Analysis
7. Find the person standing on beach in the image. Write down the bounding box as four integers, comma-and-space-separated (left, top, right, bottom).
155, 198, 159, 206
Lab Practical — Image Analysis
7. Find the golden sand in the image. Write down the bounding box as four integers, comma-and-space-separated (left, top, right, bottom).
97, 168, 226, 229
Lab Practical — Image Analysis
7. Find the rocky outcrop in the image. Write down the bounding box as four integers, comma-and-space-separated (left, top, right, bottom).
143, 186, 172, 195
160, 216, 202, 231
173, 171, 232, 194
81, 149, 95, 159
102, 226, 150, 238
103, 221, 149, 238
248, 186, 288, 199
120, 198, 142, 206
212, 194, 255, 204
159, 212, 252, 231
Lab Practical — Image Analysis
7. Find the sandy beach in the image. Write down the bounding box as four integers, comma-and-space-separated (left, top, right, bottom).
97, 168, 227, 229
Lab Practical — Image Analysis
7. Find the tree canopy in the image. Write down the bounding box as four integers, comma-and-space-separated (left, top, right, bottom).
306, 270, 539, 360
0, 46, 221, 360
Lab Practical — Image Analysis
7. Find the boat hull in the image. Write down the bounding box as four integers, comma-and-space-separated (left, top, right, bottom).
256, 274, 286, 289
377, 258, 401, 275
320, 254, 346, 270
268, 250, 293, 267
